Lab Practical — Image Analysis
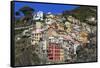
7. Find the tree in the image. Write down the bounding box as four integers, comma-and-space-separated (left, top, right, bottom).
15, 11, 20, 16
19, 6, 35, 24
19, 6, 34, 16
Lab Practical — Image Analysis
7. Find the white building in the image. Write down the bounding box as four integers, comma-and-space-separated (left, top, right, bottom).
67, 16, 80, 24
33, 11, 44, 21
48, 36, 64, 45
41, 40, 47, 50
45, 18, 54, 25
49, 36, 55, 43
45, 12, 56, 25
86, 17, 96, 22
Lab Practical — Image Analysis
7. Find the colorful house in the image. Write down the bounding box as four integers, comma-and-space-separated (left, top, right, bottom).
47, 43, 64, 62
31, 29, 43, 45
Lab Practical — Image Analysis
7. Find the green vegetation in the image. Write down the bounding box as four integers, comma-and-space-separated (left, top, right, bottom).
19, 6, 34, 16
15, 29, 24, 35
15, 6, 35, 27
63, 6, 97, 22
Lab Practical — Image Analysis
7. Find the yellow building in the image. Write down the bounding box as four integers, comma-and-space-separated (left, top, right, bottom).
65, 21, 71, 28
31, 29, 43, 45
36, 21, 42, 29
66, 27, 72, 33
60, 49, 64, 61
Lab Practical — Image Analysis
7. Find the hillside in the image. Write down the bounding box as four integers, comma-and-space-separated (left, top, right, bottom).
63, 6, 97, 22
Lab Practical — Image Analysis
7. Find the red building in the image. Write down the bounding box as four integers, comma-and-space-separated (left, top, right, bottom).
47, 43, 61, 62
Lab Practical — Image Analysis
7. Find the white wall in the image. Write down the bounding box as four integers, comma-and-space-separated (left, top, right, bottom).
0, 0, 99, 68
